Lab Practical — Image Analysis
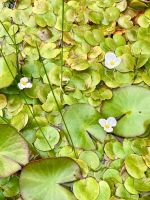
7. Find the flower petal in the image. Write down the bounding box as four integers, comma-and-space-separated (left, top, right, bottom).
107, 117, 117, 127
26, 82, 32, 89
114, 57, 121, 67
20, 77, 29, 83
99, 119, 106, 127
104, 127, 113, 133
18, 83, 24, 90
105, 52, 116, 61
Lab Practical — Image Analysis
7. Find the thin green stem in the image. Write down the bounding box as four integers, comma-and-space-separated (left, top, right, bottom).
13, 26, 20, 73
0, 49, 52, 151
0, 20, 15, 44
0, 116, 9, 124
0, 22, 52, 150
36, 44, 77, 158
60, 0, 65, 91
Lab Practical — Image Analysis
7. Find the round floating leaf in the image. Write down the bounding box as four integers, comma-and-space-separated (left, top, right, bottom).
129, 0, 148, 10
84, 29, 103, 46
138, 15, 150, 28
124, 177, 138, 194
118, 15, 133, 29
63, 104, 106, 150
88, 11, 103, 24
115, 184, 131, 199
32, 0, 49, 14
79, 151, 100, 170
71, 61, 90, 71
0, 55, 17, 89
96, 180, 111, 200
134, 178, 150, 192
20, 157, 81, 200
105, 7, 120, 22
104, 141, 115, 160
125, 154, 147, 179
101, 86, 150, 137
103, 169, 122, 184
0, 125, 29, 177
3, 176, 19, 197
11, 112, 28, 131
113, 141, 126, 159
73, 177, 99, 200
17, 0, 31, 9
34, 126, 60, 151
132, 40, 150, 55
116, 54, 135, 72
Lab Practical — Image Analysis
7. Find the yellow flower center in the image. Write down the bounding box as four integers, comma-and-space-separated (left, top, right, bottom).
109, 60, 115, 65
104, 123, 110, 129
21, 81, 28, 86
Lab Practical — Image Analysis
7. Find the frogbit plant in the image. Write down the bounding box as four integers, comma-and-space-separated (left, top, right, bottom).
0, 0, 150, 200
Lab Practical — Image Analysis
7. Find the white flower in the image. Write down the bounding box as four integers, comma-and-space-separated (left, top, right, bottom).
105, 52, 121, 69
99, 117, 117, 133
18, 77, 32, 90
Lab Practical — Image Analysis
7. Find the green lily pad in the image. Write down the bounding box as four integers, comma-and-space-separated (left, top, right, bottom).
125, 154, 147, 179
34, 126, 60, 151
63, 104, 106, 150
0, 54, 17, 89
101, 86, 150, 137
0, 125, 29, 177
20, 157, 81, 200
73, 177, 99, 200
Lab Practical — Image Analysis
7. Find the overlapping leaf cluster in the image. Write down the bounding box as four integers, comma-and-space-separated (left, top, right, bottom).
0, 0, 150, 200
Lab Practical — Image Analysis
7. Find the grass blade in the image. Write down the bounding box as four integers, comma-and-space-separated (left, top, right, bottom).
60, 0, 65, 91
36, 44, 77, 158
0, 49, 52, 151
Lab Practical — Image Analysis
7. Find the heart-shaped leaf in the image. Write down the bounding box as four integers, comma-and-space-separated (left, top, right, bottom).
20, 157, 81, 200
34, 126, 60, 151
101, 86, 150, 137
63, 104, 106, 150
125, 154, 147, 179
73, 177, 99, 200
0, 125, 29, 177
96, 180, 111, 200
